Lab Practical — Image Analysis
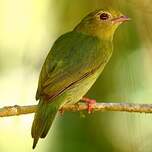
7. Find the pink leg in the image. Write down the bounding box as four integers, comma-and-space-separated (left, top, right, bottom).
59, 107, 64, 116
81, 97, 96, 114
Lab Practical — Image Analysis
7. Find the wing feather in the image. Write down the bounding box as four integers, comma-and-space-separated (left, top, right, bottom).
36, 31, 102, 101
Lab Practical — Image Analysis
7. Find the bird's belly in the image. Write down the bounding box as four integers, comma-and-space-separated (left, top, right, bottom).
64, 67, 102, 105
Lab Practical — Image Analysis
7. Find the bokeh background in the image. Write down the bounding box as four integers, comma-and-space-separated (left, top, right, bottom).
0, 0, 152, 152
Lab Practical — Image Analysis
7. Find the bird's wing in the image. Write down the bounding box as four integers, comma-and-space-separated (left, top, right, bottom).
36, 31, 102, 101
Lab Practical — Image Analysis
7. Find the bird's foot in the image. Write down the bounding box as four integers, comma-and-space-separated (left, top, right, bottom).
59, 107, 64, 116
81, 97, 96, 114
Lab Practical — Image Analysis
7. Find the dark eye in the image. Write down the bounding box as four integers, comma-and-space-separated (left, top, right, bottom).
100, 13, 109, 20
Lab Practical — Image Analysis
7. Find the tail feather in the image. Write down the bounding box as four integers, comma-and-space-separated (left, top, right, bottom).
32, 138, 39, 149
40, 113, 56, 138
31, 99, 59, 149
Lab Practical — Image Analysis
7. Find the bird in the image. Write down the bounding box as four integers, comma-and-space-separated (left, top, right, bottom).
31, 8, 129, 149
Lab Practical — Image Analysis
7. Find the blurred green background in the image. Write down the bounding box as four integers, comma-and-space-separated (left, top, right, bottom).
0, 0, 152, 152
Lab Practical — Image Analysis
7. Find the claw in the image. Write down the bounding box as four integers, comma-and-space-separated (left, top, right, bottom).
81, 97, 96, 114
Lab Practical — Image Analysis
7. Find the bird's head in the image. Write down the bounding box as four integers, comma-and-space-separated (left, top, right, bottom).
74, 8, 130, 41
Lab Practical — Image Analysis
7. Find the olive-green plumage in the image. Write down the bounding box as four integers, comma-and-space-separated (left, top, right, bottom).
31, 8, 129, 149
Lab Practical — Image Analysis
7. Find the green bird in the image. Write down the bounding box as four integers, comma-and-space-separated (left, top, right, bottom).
31, 8, 129, 149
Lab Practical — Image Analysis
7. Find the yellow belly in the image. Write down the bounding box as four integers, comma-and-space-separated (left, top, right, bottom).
63, 65, 104, 105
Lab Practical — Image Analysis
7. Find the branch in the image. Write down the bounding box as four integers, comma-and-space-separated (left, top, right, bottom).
1, 102, 152, 117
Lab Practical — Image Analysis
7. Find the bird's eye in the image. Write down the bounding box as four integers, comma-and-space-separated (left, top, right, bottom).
100, 13, 109, 20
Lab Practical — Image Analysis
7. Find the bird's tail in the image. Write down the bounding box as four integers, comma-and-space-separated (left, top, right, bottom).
31, 98, 59, 149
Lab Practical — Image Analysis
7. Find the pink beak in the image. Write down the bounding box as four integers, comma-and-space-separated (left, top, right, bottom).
111, 15, 131, 24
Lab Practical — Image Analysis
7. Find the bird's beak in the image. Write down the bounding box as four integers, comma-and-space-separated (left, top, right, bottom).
111, 16, 131, 24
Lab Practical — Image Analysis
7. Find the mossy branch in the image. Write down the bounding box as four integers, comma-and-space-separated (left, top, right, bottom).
1, 102, 152, 117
